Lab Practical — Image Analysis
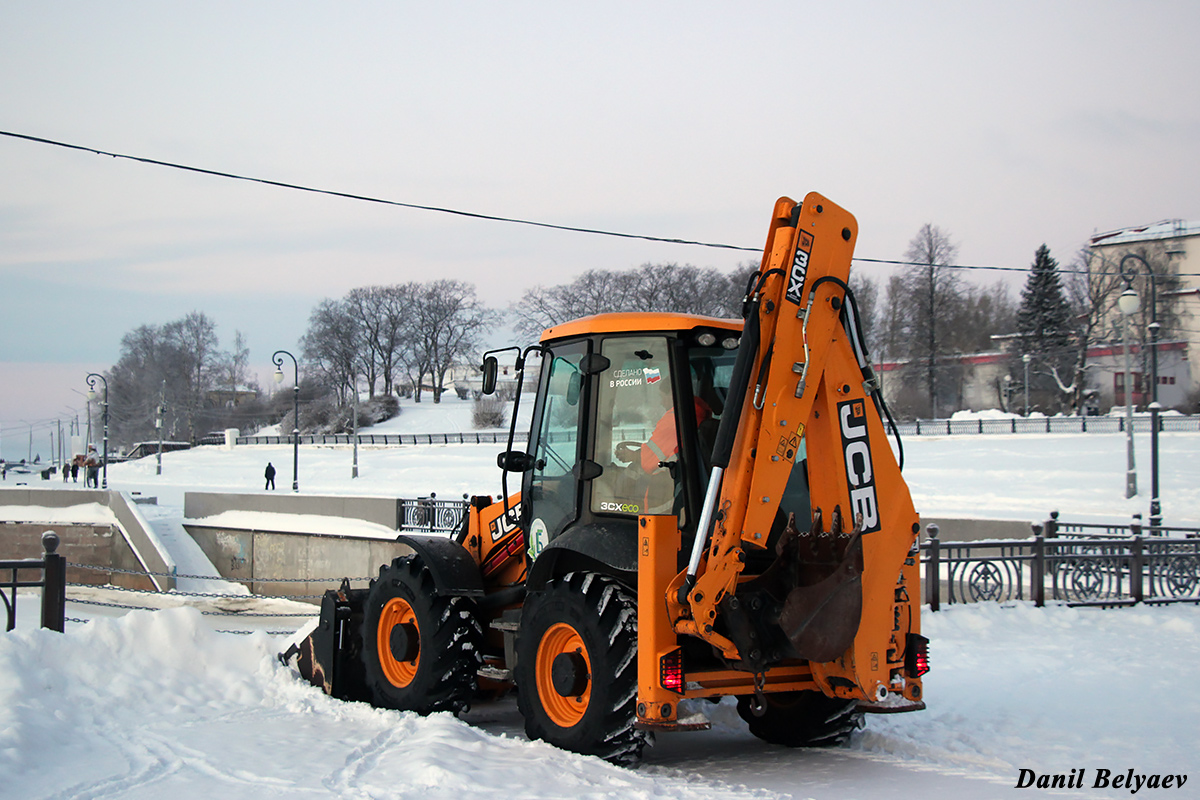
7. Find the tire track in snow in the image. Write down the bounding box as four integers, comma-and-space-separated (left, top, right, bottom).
322, 724, 400, 797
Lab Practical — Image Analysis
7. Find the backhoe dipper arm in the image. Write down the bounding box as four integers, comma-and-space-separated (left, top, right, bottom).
675, 194, 920, 701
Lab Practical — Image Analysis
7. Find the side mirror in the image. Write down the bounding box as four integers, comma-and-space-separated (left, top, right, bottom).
497, 450, 537, 472
481, 356, 499, 395
566, 371, 582, 406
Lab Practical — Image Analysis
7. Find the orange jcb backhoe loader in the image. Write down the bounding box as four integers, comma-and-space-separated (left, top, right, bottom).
287, 192, 929, 764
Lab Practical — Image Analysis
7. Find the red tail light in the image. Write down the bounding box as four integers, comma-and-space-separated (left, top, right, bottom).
906, 633, 930, 677
660, 648, 684, 694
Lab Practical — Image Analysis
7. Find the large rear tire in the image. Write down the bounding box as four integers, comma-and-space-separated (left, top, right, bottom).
515, 572, 649, 765
361, 555, 481, 715
736, 690, 864, 747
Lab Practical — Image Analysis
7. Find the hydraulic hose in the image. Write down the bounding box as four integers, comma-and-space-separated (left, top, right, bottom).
682, 290, 763, 590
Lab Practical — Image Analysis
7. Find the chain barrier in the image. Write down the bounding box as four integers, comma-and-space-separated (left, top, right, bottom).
67, 580, 324, 602
57, 561, 338, 638
61, 612, 296, 637
67, 596, 315, 618
62, 614, 294, 636
71, 562, 374, 584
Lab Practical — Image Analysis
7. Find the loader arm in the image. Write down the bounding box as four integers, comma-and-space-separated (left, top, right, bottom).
672, 193, 922, 704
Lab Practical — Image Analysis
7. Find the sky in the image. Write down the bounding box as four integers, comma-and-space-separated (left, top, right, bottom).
2, 1, 1198, 454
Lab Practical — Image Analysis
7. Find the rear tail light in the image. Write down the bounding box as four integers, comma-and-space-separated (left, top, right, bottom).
660, 648, 684, 694
905, 633, 930, 677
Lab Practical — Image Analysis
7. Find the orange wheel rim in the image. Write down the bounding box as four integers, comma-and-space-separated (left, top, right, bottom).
378, 597, 420, 687
536, 622, 591, 727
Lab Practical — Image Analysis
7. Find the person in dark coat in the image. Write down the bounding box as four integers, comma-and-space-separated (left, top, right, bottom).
84, 446, 101, 488
71, 457, 80, 483
265, 462, 276, 490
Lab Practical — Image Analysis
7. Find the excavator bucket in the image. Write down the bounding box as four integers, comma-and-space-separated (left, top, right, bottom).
779, 533, 863, 662
767, 509, 865, 664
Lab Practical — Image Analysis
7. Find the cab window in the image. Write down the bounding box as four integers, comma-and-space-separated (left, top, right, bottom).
591, 336, 677, 516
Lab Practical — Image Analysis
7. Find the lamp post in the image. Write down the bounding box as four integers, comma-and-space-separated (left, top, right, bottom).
273, 350, 300, 492
1119, 253, 1161, 527
156, 380, 166, 476
351, 371, 359, 479
85, 373, 109, 489
1116, 285, 1139, 499
1022, 354, 1031, 416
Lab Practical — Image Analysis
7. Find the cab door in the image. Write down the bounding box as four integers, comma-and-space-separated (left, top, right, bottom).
522, 340, 588, 559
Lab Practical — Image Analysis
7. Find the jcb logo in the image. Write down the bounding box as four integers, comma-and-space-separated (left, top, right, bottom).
838, 400, 880, 533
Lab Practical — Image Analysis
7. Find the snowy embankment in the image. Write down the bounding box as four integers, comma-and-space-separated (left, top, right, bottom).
110, 396, 1200, 526
2, 397, 1199, 797
1, 602, 1196, 799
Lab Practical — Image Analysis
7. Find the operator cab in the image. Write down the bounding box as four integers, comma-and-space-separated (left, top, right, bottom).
484, 312, 812, 582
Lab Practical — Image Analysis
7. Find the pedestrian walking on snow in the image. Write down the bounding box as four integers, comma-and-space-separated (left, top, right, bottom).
265, 462, 276, 491
84, 446, 101, 489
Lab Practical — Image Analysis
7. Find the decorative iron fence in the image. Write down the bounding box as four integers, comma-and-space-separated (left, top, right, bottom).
1042, 511, 1200, 540
398, 495, 470, 534
1, 532, 66, 632
193, 416, 1200, 450
200, 431, 532, 447
922, 527, 1200, 611
896, 415, 1199, 437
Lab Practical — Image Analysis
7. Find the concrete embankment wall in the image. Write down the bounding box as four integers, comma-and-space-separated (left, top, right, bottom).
920, 517, 1036, 542
0, 488, 170, 591
183, 492, 414, 601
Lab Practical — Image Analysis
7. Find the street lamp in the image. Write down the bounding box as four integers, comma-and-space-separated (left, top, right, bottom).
85, 372, 109, 489
1116, 285, 1139, 500
273, 350, 300, 492
351, 371, 359, 480
1022, 354, 1031, 416
1119, 253, 1161, 527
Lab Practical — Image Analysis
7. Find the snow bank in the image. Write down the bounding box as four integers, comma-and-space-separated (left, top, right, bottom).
2, 603, 1197, 798
0, 608, 775, 799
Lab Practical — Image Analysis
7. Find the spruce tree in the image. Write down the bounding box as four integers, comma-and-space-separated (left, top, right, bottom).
1015, 245, 1074, 410
1017, 245, 1072, 356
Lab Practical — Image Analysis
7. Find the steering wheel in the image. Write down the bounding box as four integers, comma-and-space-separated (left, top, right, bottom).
614, 441, 642, 465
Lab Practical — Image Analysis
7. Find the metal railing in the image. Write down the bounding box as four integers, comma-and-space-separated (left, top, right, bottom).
1, 532, 66, 632
398, 495, 470, 534
189, 415, 1200, 450
200, 431, 530, 447
896, 414, 1199, 437
922, 524, 1200, 611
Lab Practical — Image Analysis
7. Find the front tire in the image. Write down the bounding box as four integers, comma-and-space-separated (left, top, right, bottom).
516, 572, 649, 764
361, 555, 481, 714
736, 690, 864, 747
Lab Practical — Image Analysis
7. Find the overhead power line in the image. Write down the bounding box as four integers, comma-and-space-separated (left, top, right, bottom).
0, 130, 757, 253
3, 129, 1198, 277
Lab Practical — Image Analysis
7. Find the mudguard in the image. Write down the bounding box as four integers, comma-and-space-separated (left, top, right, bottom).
396, 534, 485, 597
526, 520, 638, 592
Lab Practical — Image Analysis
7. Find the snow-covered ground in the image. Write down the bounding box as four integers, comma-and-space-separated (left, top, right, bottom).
2, 396, 1198, 798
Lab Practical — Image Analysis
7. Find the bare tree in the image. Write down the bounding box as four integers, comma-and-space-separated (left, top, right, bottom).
511, 262, 751, 339
400, 280, 495, 402
1076, 241, 1185, 412
900, 224, 962, 418
847, 272, 879, 351
301, 298, 362, 404
163, 312, 221, 441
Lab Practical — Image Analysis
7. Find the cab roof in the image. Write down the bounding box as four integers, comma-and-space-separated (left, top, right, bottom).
540, 312, 742, 344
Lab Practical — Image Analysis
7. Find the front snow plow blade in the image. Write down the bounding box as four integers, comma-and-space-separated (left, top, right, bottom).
285, 579, 370, 702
